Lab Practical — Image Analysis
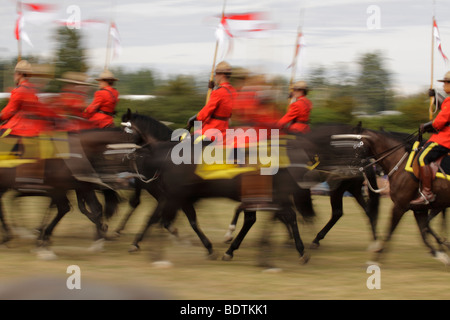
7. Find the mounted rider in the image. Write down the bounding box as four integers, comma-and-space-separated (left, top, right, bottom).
411, 71, 450, 205
0, 60, 54, 138
83, 70, 119, 128
277, 80, 312, 134
55, 71, 94, 132
187, 61, 236, 142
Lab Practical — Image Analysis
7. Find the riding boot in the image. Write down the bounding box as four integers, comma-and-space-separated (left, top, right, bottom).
410, 165, 436, 205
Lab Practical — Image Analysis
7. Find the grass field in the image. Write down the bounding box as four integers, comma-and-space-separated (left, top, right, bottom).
0, 189, 449, 300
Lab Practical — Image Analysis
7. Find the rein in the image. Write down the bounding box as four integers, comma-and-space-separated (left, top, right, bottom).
358, 130, 419, 193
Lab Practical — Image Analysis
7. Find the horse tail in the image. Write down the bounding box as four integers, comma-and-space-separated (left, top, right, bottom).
364, 166, 380, 220
293, 187, 316, 223
103, 189, 121, 220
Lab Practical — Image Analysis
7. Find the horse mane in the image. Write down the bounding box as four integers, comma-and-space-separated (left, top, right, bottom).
123, 112, 174, 142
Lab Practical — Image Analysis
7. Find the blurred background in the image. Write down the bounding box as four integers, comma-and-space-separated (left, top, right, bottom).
1, 0, 449, 132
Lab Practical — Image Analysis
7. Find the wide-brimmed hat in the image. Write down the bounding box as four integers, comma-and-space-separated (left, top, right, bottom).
292, 80, 308, 90
57, 72, 93, 85
95, 70, 118, 81
215, 61, 232, 74
14, 60, 33, 74
437, 71, 450, 82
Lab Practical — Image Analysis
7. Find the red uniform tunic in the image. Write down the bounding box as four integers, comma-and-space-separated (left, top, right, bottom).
196, 82, 236, 141
277, 95, 312, 134
429, 97, 450, 149
56, 86, 92, 132
83, 86, 119, 128
0, 80, 53, 137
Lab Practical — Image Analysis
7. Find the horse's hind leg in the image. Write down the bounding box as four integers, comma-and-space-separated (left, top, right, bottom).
37, 194, 71, 248
179, 202, 215, 258
282, 206, 308, 264
129, 200, 165, 252
369, 204, 407, 264
0, 193, 13, 245
223, 210, 256, 261
224, 205, 243, 243
76, 189, 107, 241
349, 179, 380, 252
311, 187, 345, 249
114, 186, 142, 235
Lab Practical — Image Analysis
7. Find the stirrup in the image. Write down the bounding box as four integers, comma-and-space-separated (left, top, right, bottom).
411, 191, 435, 205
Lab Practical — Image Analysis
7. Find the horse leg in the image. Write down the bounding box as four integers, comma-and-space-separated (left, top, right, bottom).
37, 193, 71, 248
414, 209, 450, 265
349, 180, 380, 249
441, 209, 448, 240
129, 200, 165, 252
0, 192, 13, 245
76, 189, 108, 242
224, 204, 243, 243
223, 210, 256, 261
425, 208, 450, 250
413, 209, 439, 256
178, 202, 214, 258
282, 206, 308, 264
369, 204, 407, 264
311, 187, 345, 249
114, 187, 142, 235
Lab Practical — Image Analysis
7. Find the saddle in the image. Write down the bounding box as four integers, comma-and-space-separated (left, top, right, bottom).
405, 141, 450, 181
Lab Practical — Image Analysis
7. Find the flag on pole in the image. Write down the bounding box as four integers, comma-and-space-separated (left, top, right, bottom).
109, 22, 122, 59
15, 2, 57, 47
214, 12, 276, 60
215, 16, 233, 60
287, 31, 305, 69
433, 18, 448, 64
221, 12, 276, 38
15, 12, 33, 47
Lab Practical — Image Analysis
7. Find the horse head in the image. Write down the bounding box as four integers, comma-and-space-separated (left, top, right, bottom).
121, 109, 173, 146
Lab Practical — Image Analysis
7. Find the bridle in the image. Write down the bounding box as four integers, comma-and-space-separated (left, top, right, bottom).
331, 130, 419, 193
121, 120, 161, 184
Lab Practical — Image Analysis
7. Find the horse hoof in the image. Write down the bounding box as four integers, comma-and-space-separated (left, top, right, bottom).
35, 248, 58, 261
434, 251, 450, 266
222, 253, 233, 261
88, 239, 105, 252
128, 244, 140, 253
310, 242, 320, 249
223, 236, 233, 243
366, 260, 380, 267
207, 252, 218, 260
368, 240, 384, 253
262, 267, 283, 274
152, 260, 173, 269
299, 253, 310, 265
112, 230, 122, 238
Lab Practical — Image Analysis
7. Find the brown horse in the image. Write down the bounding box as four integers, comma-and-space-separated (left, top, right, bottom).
346, 126, 450, 266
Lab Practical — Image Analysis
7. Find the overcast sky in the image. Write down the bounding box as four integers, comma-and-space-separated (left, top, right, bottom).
1, 0, 450, 95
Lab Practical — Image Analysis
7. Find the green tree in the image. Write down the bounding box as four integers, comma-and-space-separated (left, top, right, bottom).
356, 51, 393, 113
112, 67, 157, 95
47, 27, 88, 92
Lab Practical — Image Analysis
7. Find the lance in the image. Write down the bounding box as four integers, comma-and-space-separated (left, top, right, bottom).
104, 0, 116, 70
429, 15, 435, 120
287, 8, 305, 107
16, 0, 23, 62
206, 0, 227, 103
105, 21, 113, 70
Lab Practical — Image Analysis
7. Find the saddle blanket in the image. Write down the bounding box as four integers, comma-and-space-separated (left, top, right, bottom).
405, 141, 450, 181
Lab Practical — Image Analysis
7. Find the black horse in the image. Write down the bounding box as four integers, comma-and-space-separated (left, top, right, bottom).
0, 134, 121, 256
223, 124, 380, 249
120, 110, 316, 266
